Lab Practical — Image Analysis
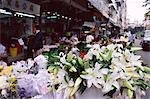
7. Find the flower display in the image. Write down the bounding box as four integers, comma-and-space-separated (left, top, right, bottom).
45, 42, 150, 99
0, 35, 149, 99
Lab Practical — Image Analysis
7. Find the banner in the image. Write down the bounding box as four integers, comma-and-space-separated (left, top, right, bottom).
3, 0, 40, 16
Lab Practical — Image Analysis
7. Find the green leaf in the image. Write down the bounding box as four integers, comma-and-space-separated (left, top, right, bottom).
99, 52, 106, 61
67, 51, 74, 62
84, 61, 90, 69
106, 50, 112, 61
143, 66, 150, 72
104, 48, 108, 53
123, 80, 134, 90
78, 57, 84, 66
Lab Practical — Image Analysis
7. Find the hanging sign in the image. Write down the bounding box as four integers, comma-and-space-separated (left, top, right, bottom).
3, 0, 40, 16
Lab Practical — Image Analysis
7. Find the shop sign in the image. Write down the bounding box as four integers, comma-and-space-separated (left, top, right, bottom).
3, 0, 40, 16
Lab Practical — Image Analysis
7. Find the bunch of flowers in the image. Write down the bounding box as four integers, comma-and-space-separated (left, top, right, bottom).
46, 41, 150, 99
0, 55, 50, 98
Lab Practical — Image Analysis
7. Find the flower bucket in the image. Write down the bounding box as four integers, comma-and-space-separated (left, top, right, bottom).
9, 47, 17, 57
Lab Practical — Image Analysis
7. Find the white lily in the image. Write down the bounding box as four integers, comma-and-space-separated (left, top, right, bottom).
60, 54, 67, 64
102, 81, 113, 93
112, 51, 122, 58
86, 35, 94, 43
101, 70, 123, 93
85, 44, 101, 60
27, 58, 35, 69
124, 50, 142, 67
86, 44, 93, 48
111, 56, 126, 71
34, 55, 48, 69
50, 69, 66, 85
70, 36, 79, 45
57, 79, 73, 92
106, 44, 116, 51
80, 64, 108, 88
13, 61, 29, 76
33, 69, 51, 95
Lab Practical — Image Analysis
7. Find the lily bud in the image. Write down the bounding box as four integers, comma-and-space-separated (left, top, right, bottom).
128, 89, 133, 99
124, 81, 134, 90
126, 67, 136, 72
143, 66, 150, 72
69, 67, 77, 72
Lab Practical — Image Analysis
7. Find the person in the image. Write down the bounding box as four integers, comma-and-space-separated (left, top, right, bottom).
45, 34, 52, 45
32, 25, 44, 57
27, 35, 35, 58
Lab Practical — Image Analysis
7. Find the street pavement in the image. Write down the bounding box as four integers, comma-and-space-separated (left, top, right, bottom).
135, 39, 150, 99
135, 39, 150, 67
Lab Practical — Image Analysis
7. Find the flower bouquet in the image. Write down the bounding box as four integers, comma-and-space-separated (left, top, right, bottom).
46, 37, 150, 99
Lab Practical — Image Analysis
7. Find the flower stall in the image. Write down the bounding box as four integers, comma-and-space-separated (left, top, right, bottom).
0, 35, 150, 99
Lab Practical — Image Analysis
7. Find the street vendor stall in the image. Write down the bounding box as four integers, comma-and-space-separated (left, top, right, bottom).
0, 0, 40, 62
0, 34, 150, 99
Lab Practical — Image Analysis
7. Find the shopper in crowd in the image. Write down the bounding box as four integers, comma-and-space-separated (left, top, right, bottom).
27, 35, 35, 58
45, 34, 52, 45
32, 25, 44, 57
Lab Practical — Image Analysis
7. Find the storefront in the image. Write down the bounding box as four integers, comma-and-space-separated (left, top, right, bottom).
0, 0, 40, 61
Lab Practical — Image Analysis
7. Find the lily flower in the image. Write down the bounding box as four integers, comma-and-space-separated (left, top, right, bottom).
80, 64, 109, 88
84, 44, 101, 60
86, 35, 94, 43
124, 49, 142, 67
34, 55, 48, 69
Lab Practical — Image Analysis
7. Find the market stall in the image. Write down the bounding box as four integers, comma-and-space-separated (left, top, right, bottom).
0, 34, 150, 99
0, 0, 40, 62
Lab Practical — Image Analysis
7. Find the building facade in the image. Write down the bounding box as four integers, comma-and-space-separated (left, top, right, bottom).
88, 0, 127, 30
115, 0, 127, 29
144, 11, 150, 30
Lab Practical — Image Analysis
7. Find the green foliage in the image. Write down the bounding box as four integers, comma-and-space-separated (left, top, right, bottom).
77, 42, 89, 52
134, 79, 150, 90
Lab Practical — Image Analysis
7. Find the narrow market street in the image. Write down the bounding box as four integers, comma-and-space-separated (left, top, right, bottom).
137, 51, 150, 66
135, 39, 150, 99
135, 39, 150, 66
0, 0, 150, 99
